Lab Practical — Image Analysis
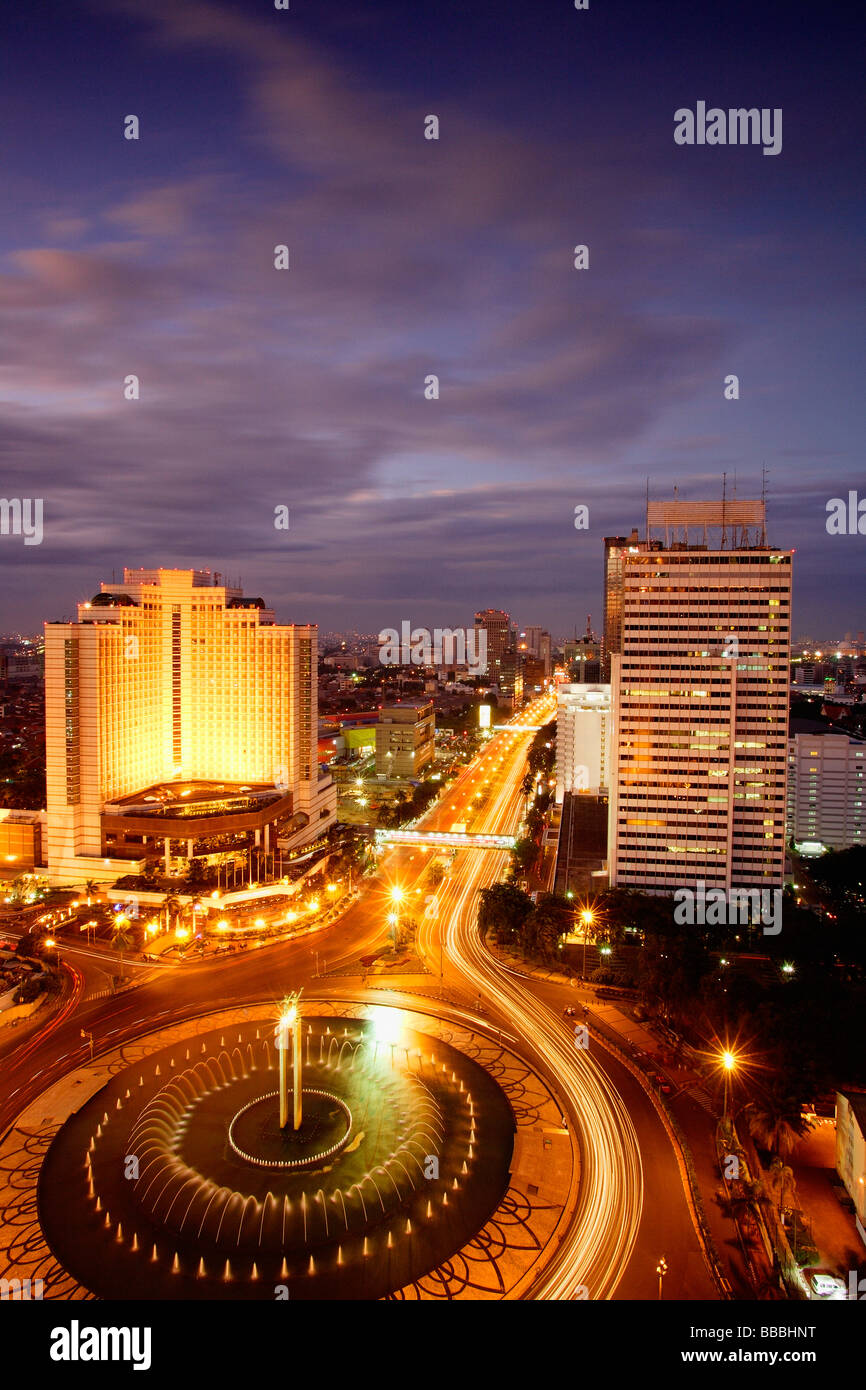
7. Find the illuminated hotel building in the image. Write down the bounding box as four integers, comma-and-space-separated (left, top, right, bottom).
44, 568, 336, 884
608, 501, 792, 892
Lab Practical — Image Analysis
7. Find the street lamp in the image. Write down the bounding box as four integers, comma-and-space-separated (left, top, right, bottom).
656, 1256, 668, 1300
720, 1048, 737, 1125
579, 908, 594, 978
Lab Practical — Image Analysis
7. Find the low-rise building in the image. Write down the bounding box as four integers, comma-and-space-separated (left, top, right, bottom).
555, 683, 611, 802
375, 701, 435, 779
835, 1091, 866, 1249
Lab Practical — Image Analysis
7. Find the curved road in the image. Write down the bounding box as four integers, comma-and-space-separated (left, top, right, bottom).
0, 695, 717, 1301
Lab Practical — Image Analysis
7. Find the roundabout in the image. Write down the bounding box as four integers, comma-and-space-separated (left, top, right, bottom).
33, 1002, 564, 1300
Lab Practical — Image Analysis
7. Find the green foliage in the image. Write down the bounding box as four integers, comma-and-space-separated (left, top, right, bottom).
509, 836, 539, 878
478, 882, 534, 941
15, 930, 42, 959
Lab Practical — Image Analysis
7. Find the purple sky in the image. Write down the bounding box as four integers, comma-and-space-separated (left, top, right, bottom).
0, 0, 863, 640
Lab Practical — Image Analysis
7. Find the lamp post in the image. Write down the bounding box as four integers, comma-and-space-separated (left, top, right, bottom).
388, 885, 404, 948
657, 1255, 668, 1300
720, 1049, 736, 1127
580, 908, 594, 978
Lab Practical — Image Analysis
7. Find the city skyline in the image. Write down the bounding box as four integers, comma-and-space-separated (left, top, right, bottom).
0, 0, 864, 1334
0, 0, 863, 635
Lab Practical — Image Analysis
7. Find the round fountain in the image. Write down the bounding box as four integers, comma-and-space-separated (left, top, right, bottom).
38, 1009, 515, 1300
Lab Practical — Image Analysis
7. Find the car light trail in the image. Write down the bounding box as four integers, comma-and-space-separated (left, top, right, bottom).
415, 709, 643, 1299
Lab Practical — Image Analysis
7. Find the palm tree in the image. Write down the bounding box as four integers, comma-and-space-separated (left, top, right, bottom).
83, 879, 98, 907
766, 1156, 798, 1213
110, 917, 133, 981
163, 895, 181, 933
745, 1101, 810, 1159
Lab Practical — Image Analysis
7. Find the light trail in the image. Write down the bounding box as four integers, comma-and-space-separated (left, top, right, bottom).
414, 697, 643, 1299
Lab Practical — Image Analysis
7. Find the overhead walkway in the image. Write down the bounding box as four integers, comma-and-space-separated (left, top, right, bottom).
374, 828, 516, 851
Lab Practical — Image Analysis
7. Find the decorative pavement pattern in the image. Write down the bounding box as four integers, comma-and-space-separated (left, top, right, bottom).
0, 997, 576, 1302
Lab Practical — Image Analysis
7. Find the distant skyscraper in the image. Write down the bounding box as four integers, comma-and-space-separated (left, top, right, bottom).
608, 501, 792, 892
603, 530, 642, 671
44, 568, 336, 884
474, 609, 511, 674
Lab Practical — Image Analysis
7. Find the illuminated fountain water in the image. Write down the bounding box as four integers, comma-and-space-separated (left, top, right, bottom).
38, 1007, 514, 1300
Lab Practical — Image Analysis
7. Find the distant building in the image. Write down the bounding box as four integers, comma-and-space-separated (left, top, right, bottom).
518, 627, 551, 675
44, 568, 336, 885
474, 609, 511, 682
564, 637, 603, 684
497, 650, 524, 709
0, 809, 44, 871
835, 1091, 866, 1249
375, 701, 435, 779
787, 719, 865, 851
556, 684, 611, 802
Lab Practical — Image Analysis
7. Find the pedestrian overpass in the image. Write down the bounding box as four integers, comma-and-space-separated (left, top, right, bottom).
374, 828, 516, 851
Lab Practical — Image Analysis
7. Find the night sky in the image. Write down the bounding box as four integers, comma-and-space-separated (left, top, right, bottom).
0, 0, 863, 638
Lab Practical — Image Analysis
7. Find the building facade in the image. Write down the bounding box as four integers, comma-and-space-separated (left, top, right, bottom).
555, 684, 611, 802
603, 530, 642, 674
835, 1091, 866, 1249
44, 568, 336, 884
787, 719, 865, 851
375, 701, 435, 779
608, 502, 792, 892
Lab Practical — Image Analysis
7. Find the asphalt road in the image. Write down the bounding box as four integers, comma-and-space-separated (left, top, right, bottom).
0, 694, 720, 1301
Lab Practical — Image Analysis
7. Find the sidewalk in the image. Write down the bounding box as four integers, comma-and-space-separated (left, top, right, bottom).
787, 1119, 866, 1278
490, 940, 755, 1297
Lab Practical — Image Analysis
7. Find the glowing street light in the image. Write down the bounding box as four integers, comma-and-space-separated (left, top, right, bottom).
719, 1048, 737, 1125
656, 1255, 668, 1300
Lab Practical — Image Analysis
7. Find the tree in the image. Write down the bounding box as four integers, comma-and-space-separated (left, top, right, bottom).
111, 917, 133, 979
477, 883, 534, 942
745, 1100, 811, 1160
765, 1156, 798, 1213
163, 895, 181, 932
15, 930, 42, 959
509, 837, 539, 879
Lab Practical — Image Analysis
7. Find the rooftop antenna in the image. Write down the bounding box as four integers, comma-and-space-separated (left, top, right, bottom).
760, 466, 768, 546
721, 472, 727, 550
645, 477, 650, 545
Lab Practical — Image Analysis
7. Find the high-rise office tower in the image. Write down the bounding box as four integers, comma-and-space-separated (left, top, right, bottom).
603, 530, 642, 673
474, 608, 512, 682
44, 568, 336, 884
608, 501, 792, 892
